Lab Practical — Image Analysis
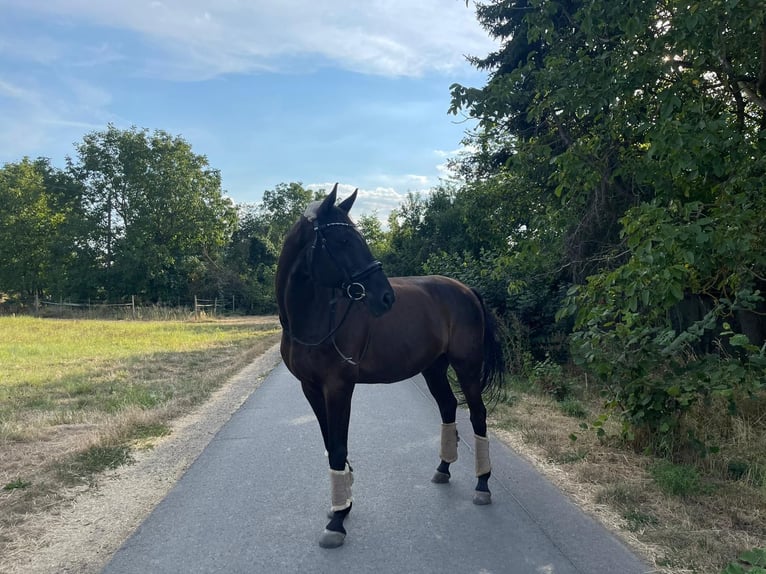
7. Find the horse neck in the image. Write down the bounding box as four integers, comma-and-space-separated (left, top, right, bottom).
276, 244, 335, 340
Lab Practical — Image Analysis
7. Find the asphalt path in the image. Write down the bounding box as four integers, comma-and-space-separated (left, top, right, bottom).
102, 363, 651, 574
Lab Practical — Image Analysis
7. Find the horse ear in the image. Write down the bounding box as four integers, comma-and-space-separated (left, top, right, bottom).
318, 183, 338, 216
338, 188, 358, 214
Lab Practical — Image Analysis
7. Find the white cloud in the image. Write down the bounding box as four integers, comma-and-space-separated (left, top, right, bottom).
6, 0, 495, 79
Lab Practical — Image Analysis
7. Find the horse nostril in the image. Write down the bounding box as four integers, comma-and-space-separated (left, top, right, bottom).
383, 291, 395, 309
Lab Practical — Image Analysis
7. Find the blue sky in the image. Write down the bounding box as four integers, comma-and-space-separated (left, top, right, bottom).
0, 0, 496, 221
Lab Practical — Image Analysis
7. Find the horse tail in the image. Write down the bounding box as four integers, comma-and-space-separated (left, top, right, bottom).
472, 288, 506, 396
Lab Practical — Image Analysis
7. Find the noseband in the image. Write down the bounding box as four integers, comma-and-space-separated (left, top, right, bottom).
311, 221, 383, 301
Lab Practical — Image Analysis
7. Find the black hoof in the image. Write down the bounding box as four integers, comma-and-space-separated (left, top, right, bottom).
318, 529, 346, 548
473, 490, 492, 505
431, 470, 451, 484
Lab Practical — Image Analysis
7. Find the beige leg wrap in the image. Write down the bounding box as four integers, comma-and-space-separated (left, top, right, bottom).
439, 422, 458, 463
475, 434, 491, 476
329, 463, 354, 512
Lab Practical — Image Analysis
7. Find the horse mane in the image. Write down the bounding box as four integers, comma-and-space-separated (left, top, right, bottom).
275, 217, 312, 328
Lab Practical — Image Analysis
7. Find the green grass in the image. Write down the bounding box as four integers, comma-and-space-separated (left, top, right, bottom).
0, 315, 281, 530
56, 444, 135, 485
0, 316, 280, 435
649, 460, 707, 497
557, 398, 588, 419
1, 316, 268, 388
3, 478, 31, 491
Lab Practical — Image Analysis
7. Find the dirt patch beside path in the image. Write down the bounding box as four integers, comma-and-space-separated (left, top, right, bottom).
1, 343, 282, 574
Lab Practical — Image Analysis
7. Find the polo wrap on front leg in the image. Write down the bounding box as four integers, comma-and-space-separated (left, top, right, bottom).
475, 434, 491, 476
329, 463, 354, 512
439, 422, 458, 463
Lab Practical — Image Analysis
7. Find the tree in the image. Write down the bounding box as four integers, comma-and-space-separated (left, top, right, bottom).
69, 125, 237, 301
222, 182, 324, 313
0, 159, 64, 299
257, 182, 324, 248
31, 158, 96, 299
356, 212, 389, 261
449, 0, 766, 445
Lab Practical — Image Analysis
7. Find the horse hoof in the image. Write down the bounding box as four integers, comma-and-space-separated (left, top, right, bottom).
473, 491, 492, 505
318, 529, 346, 548
431, 471, 451, 484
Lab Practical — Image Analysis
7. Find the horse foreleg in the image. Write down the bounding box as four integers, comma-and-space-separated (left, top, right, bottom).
320, 462, 354, 548
318, 382, 355, 548
301, 380, 329, 453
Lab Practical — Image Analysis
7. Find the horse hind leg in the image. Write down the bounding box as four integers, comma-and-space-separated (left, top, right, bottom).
422, 357, 459, 484
454, 362, 493, 505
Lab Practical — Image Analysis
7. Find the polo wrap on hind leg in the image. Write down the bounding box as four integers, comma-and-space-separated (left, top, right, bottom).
475, 434, 491, 476
329, 463, 354, 512
439, 422, 458, 463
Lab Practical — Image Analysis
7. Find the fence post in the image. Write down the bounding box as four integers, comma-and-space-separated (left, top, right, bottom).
132, 295, 136, 319
194, 295, 199, 320
34, 291, 39, 317
214, 298, 218, 316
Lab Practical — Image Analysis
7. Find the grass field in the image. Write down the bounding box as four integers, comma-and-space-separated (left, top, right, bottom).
0, 316, 281, 529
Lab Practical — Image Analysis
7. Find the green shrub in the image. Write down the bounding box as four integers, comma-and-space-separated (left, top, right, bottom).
721, 547, 766, 573
650, 460, 704, 497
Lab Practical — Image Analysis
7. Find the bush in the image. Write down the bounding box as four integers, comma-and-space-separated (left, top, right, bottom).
650, 460, 705, 497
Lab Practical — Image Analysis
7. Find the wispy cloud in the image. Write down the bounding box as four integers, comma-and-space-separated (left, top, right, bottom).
5, 0, 493, 80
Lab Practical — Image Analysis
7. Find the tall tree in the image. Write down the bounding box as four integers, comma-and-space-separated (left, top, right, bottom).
0, 159, 64, 299
449, 0, 766, 440
223, 182, 324, 312
69, 125, 237, 301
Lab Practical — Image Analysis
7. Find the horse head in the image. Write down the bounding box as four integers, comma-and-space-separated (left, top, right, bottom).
296, 183, 395, 317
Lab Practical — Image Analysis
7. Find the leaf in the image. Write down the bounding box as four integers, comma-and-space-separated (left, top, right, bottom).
739, 548, 766, 567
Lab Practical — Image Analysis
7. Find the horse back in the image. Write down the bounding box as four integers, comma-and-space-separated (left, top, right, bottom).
356, 275, 485, 383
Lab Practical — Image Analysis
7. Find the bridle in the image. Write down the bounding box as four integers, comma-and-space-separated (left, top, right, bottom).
283, 218, 384, 365
311, 220, 383, 301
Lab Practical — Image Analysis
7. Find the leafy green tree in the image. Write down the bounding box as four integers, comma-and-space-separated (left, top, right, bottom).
223, 182, 324, 312
383, 192, 428, 276
69, 125, 237, 302
0, 159, 64, 299
356, 212, 389, 261
450, 0, 766, 445
257, 182, 324, 248
31, 158, 97, 299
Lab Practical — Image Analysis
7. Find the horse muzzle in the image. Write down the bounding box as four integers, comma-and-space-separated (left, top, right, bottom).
366, 276, 395, 317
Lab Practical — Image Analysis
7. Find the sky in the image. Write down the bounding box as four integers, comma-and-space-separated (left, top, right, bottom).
0, 0, 497, 221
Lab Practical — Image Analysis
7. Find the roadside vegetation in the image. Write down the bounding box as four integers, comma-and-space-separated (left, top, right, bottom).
0, 316, 280, 539
488, 357, 766, 574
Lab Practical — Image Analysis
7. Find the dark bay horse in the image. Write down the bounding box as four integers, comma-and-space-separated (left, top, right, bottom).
276, 184, 505, 548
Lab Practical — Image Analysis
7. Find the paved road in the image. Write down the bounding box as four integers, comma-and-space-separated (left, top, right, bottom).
102, 363, 651, 574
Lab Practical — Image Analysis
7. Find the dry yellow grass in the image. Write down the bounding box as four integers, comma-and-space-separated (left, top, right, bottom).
488, 391, 766, 574
0, 316, 281, 537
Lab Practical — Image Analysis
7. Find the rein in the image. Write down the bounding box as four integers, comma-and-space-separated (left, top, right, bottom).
283, 219, 381, 365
